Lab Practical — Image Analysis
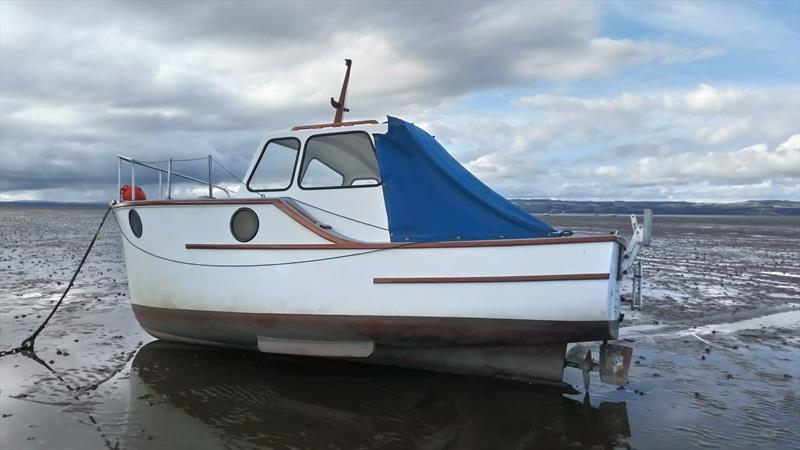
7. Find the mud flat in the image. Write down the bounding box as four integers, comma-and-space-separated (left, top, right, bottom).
1, 208, 798, 449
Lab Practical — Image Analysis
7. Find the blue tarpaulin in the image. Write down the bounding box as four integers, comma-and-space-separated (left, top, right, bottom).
374, 117, 556, 242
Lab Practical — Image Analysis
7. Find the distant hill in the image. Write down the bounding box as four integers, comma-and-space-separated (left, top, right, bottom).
2, 199, 798, 216
511, 199, 800, 216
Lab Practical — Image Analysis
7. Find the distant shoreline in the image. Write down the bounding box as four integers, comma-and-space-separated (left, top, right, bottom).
512, 199, 800, 216
1, 201, 110, 209
2, 199, 798, 216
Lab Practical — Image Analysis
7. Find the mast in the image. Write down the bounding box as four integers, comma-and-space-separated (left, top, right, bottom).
330, 59, 352, 124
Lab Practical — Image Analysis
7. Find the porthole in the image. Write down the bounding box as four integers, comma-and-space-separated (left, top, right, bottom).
129, 209, 143, 238
230, 208, 259, 242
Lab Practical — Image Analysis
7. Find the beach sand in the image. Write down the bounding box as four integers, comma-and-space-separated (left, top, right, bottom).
1, 208, 798, 449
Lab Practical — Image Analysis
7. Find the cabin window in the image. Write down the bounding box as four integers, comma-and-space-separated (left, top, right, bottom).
247, 138, 301, 191
303, 159, 345, 187
299, 132, 381, 189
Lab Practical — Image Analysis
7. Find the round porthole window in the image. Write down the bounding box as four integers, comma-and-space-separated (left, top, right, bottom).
230, 208, 259, 242
129, 209, 143, 238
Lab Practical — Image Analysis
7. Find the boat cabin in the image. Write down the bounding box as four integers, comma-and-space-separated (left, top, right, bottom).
243, 121, 392, 242
237, 113, 562, 246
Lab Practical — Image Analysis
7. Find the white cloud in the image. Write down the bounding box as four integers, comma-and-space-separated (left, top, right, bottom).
517, 92, 649, 111
512, 85, 799, 150
423, 85, 799, 201
680, 83, 746, 112
514, 38, 721, 80
661, 83, 784, 115
634, 134, 800, 184
594, 165, 623, 177
466, 153, 508, 178
632, 134, 800, 190
694, 120, 753, 145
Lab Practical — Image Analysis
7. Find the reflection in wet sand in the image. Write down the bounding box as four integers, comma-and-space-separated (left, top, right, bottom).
127, 341, 631, 449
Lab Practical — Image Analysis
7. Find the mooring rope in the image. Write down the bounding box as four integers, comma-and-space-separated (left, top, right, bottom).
0, 206, 112, 358
291, 198, 389, 231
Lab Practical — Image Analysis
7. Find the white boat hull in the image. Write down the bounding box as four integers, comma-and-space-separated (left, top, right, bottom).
113, 199, 624, 352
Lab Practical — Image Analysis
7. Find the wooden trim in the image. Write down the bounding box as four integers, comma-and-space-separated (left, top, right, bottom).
185, 235, 625, 250
112, 198, 627, 250
291, 120, 380, 131
373, 273, 610, 284
272, 201, 345, 244
114, 199, 289, 207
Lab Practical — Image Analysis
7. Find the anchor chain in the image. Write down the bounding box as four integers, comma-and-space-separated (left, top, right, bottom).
0, 206, 112, 357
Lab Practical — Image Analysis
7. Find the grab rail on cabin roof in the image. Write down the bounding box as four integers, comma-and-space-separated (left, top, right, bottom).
117, 154, 235, 201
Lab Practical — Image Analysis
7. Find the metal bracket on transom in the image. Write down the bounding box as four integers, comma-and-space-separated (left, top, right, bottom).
565, 342, 633, 390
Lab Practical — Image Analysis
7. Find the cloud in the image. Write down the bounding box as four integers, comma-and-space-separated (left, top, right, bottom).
594, 165, 623, 177
694, 120, 753, 146
513, 37, 721, 80
662, 84, 785, 115
679, 83, 747, 112
517, 91, 650, 111
0, 2, 715, 117
0, 1, 796, 203
424, 85, 798, 201
634, 134, 800, 185
511, 85, 799, 149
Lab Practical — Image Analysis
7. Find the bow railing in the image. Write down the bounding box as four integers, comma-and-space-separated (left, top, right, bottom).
117, 155, 236, 201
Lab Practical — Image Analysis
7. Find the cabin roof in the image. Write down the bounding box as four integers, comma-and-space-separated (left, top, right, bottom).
291, 119, 380, 131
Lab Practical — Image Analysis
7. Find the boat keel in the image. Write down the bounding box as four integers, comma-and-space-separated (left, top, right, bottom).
360, 343, 568, 387
257, 335, 375, 358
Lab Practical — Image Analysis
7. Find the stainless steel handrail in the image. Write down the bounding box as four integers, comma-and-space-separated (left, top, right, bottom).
117, 154, 233, 201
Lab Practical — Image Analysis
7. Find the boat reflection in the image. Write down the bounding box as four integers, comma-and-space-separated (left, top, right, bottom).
126, 341, 631, 449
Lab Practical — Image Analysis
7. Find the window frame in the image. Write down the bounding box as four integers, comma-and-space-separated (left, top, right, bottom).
245, 137, 302, 193
298, 130, 383, 191
229, 207, 259, 242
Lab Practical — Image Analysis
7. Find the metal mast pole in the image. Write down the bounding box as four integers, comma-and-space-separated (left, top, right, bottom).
330, 59, 352, 124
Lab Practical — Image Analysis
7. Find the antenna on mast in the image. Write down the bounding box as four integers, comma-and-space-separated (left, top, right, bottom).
330, 59, 352, 124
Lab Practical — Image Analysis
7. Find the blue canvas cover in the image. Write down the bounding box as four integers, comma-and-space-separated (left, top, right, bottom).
374, 117, 557, 242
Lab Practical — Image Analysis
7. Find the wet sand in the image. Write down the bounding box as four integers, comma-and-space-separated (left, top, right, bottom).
1, 208, 798, 449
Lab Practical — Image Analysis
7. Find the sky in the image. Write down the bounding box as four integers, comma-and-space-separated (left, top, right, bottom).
1, 0, 798, 203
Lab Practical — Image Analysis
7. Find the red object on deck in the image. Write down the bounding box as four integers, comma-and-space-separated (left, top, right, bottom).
120, 185, 147, 201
